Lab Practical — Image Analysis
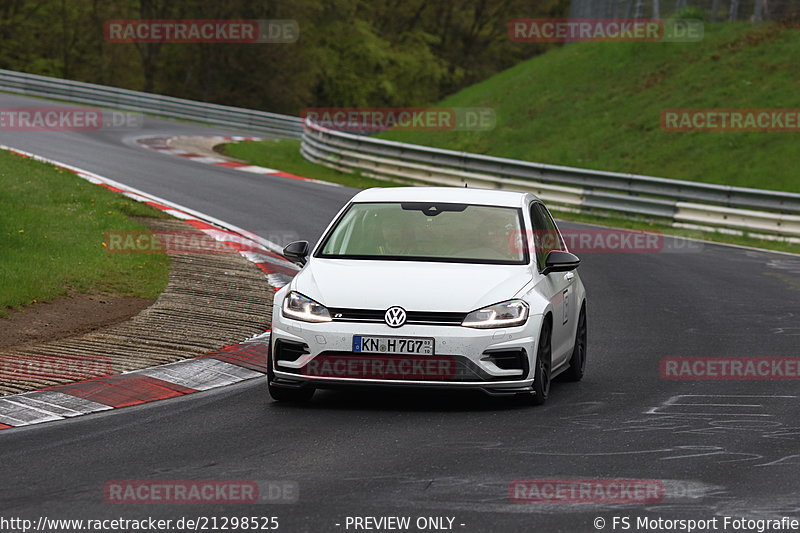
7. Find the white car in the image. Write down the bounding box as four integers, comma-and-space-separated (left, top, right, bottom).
268, 187, 587, 405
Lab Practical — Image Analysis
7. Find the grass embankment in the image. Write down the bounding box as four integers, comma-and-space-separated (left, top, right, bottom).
382, 22, 800, 193
0, 150, 171, 317
220, 22, 800, 254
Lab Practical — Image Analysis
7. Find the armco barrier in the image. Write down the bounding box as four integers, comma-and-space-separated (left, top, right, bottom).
2, 69, 798, 238
0, 69, 302, 138
301, 120, 800, 238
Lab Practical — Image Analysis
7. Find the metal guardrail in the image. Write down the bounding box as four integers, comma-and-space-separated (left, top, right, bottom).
2, 68, 798, 238
301, 120, 800, 238
0, 69, 303, 138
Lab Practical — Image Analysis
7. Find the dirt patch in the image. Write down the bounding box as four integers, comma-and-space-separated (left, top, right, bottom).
0, 218, 273, 396
0, 295, 154, 350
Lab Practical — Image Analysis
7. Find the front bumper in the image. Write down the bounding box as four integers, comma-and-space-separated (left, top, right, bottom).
270, 309, 543, 395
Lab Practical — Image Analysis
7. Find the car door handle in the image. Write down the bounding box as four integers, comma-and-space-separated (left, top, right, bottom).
564, 272, 575, 282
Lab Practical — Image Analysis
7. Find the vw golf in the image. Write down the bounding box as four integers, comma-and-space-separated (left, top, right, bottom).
268, 187, 587, 405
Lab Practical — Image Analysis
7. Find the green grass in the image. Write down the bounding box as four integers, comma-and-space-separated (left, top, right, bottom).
0, 150, 171, 317
380, 22, 800, 193
220, 139, 401, 189
220, 24, 800, 255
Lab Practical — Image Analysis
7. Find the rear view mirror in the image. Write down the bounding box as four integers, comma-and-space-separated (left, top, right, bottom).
283, 240, 310, 265
541, 250, 580, 275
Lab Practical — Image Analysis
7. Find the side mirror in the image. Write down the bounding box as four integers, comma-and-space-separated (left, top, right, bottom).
541, 250, 580, 275
283, 240, 310, 265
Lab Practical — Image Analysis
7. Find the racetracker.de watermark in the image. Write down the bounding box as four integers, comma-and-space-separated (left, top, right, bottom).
509, 479, 665, 503
509, 229, 703, 254
662, 109, 800, 132
302, 107, 496, 132
0, 354, 112, 381
508, 19, 703, 42
105, 230, 253, 254
0, 108, 142, 131
104, 19, 298, 43
661, 357, 800, 380
302, 355, 458, 381
104, 480, 298, 504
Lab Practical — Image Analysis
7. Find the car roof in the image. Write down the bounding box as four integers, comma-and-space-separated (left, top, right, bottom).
350, 187, 537, 208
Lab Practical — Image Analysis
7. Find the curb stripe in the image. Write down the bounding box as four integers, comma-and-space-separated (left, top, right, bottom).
204, 343, 270, 374
138, 358, 263, 391
15, 391, 113, 416
183, 219, 219, 231
56, 375, 197, 408
0, 399, 63, 426
0, 144, 303, 430
273, 171, 312, 182
135, 135, 340, 187
234, 165, 279, 174
208, 355, 267, 374
145, 200, 175, 211
253, 262, 302, 277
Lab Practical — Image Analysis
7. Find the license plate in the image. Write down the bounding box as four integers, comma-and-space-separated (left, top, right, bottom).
353, 335, 434, 355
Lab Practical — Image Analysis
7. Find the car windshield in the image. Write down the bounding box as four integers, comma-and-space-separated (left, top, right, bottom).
317, 202, 527, 264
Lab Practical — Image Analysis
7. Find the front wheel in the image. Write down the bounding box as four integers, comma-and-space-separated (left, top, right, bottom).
268, 383, 315, 403
519, 320, 551, 406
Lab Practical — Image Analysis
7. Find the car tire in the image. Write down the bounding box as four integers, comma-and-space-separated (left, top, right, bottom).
519, 318, 552, 406
563, 305, 587, 382
267, 340, 315, 403
268, 383, 315, 403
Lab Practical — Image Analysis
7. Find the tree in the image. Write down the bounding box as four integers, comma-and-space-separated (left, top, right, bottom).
729, 0, 740, 21
634, 0, 646, 18
752, 0, 765, 22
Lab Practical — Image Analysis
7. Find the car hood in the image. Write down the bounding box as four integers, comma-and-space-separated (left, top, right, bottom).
293, 259, 533, 312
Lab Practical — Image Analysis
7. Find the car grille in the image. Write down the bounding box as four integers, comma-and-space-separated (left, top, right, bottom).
328, 308, 467, 326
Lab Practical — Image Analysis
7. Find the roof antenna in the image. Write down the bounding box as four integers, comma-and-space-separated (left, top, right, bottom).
464, 182, 468, 188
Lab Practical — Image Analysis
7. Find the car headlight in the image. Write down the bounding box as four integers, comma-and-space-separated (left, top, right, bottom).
282, 291, 332, 323
462, 299, 529, 329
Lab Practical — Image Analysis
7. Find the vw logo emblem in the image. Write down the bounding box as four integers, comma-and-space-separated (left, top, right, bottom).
384, 306, 407, 328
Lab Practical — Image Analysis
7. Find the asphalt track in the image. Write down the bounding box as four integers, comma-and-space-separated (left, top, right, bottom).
1, 93, 799, 532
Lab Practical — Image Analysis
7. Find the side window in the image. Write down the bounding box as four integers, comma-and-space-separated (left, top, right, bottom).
529, 203, 564, 271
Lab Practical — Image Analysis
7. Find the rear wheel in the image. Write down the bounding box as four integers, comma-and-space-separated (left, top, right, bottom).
267, 340, 315, 403
519, 319, 551, 406
564, 306, 587, 382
